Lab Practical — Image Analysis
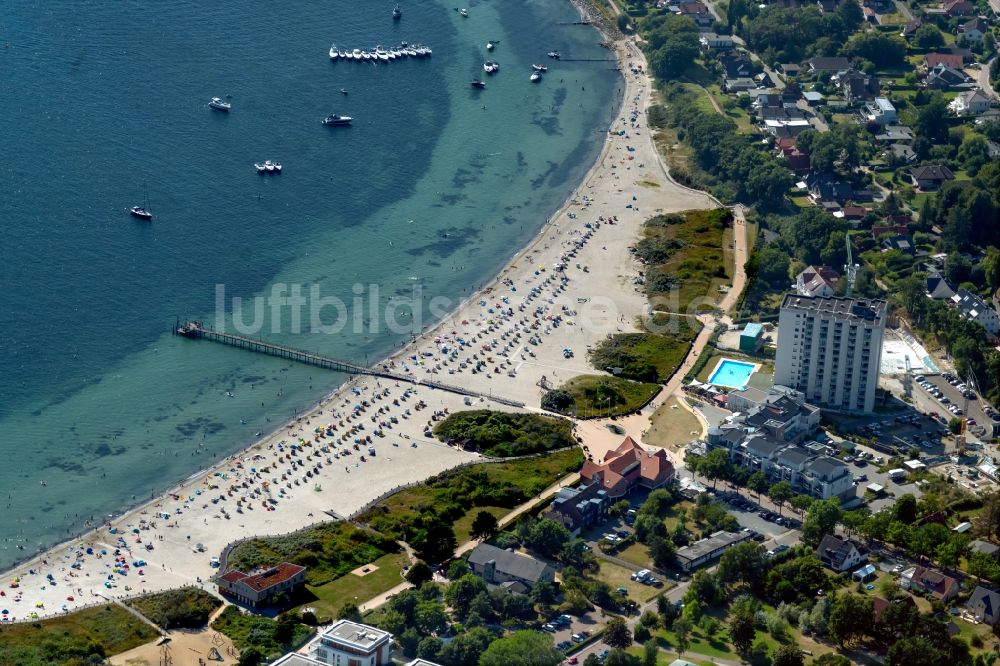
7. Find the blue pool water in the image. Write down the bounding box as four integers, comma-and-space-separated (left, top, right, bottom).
707, 359, 757, 390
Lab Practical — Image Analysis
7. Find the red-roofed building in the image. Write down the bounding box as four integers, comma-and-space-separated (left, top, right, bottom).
217, 562, 307, 608
901, 565, 960, 601
872, 595, 917, 624
580, 437, 675, 498
924, 53, 965, 70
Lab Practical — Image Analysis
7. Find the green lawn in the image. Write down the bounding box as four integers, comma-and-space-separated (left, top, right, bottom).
645, 396, 704, 452
0, 605, 158, 666
129, 586, 222, 630
454, 505, 509, 542
555, 374, 660, 418
304, 551, 409, 617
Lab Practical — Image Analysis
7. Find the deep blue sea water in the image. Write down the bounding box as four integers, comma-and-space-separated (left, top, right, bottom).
0, 0, 620, 570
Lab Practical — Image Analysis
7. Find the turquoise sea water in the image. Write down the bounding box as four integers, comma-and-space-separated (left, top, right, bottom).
0, 0, 620, 569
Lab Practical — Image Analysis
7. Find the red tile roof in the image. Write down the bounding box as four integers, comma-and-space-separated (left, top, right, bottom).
580, 437, 674, 496
925, 53, 964, 70
228, 562, 306, 592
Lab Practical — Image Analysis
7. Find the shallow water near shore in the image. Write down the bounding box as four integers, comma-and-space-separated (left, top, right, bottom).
0, 0, 620, 569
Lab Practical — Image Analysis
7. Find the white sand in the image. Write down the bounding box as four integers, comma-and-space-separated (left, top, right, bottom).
0, 37, 720, 623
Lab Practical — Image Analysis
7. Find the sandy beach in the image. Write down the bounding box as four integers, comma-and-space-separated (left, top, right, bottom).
0, 35, 720, 624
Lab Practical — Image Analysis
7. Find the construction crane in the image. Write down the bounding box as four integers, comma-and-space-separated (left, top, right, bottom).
961, 370, 981, 448
844, 232, 859, 298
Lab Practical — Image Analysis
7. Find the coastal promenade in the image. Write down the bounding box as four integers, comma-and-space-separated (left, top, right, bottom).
0, 30, 718, 624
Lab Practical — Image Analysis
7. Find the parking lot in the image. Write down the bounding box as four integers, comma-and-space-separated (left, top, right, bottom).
541, 611, 604, 656
914, 373, 999, 440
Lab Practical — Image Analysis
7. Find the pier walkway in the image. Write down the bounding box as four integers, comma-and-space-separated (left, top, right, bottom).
175, 321, 524, 408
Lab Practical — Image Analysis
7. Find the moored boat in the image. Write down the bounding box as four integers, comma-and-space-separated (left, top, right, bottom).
459, 8, 468, 16
532, 64, 548, 72
483, 60, 499, 74
208, 96, 231, 111
329, 45, 339, 59
129, 205, 152, 220
392, 4, 401, 19
471, 79, 486, 88
547, 51, 560, 59
530, 72, 541, 82
322, 114, 353, 125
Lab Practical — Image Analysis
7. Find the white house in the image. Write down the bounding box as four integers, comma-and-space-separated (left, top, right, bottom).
308, 620, 394, 666
816, 534, 866, 572
949, 89, 993, 116
953, 288, 1000, 335
865, 97, 897, 125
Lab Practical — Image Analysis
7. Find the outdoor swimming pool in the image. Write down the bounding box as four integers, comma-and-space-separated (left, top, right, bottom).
707, 359, 758, 390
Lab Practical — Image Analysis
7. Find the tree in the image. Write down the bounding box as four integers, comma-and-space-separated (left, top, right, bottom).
729, 604, 757, 653
673, 615, 692, 654
470, 510, 499, 541
445, 573, 488, 618
609, 499, 632, 518
791, 494, 814, 515
802, 498, 843, 547
828, 594, 873, 646
337, 601, 363, 622
437, 626, 494, 665
747, 471, 769, 503
649, 535, 677, 569
238, 647, 263, 666
842, 31, 906, 68
416, 636, 443, 661
604, 616, 634, 649
754, 247, 792, 289
718, 541, 767, 588
894, 493, 918, 524
405, 561, 433, 588
414, 600, 448, 635
915, 94, 950, 143
773, 644, 805, 666
642, 639, 659, 666
541, 389, 574, 412
479, 631, 565, 666
412, 519, 457, 564
914, 23, 944, 48
651, 32, 700, 79
524, 518, 571, 558
768, 481, 793, 515
699, 448, 732, 489
446, 558, 470, 580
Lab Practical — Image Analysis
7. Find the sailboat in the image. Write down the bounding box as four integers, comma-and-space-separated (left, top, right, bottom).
129, 183, 153, 220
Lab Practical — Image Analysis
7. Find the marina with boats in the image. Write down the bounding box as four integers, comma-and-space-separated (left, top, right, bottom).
329, 43, 433, 62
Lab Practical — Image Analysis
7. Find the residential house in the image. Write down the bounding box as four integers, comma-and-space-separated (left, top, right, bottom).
872, 224, 910, 239
841, 205, 867, 222
467, 543, 555, 590
271, 655, 326, 666
890, 143, 917, 163
778, 63, 802, 78
924, 52, 966, 70
580, 436, 675, 498
950, 89, 994, 116
807, 56, 851, 74
958, 17, 988, 42
544, 481, 610, 537
725, 77, 758, 93
816, 535, 866, 572
864, 97, 897, 125
785, 150, 811, 173
971, 540, 1000, 557
926, 63, 974, 89
721, 52, 755, 79
901, 565, 960, 601
943, 0, 976, 16
874, 124, 914, 143
838, 70, 881, 105
872, 595, 917, 624
676, 530, 753, 571
796, 265, 840, 298
808, 174, 856, 206
926, 274, 956, 300
952, 287, 1000, 334
216, 562, 306, 609
678, 1, 714, 27
901, 19, 923, 39
910, 164, 955, 190
864, 7, 879, 24
309, 620, 394, 666
882, 235, 915, 254
802, 91, 824, 106
700, 33, 735, 49
968, 586, 1000, 625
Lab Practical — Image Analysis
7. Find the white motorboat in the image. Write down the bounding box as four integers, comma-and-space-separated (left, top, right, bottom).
459, 8, 468, 16
530, 72, 541, 82
208, 97, 231, 111
329, 45, 339, 59
547, 51, 560, 59
483, 60, 499, 74
532, 64, 548, 72
486, 41, 494, 51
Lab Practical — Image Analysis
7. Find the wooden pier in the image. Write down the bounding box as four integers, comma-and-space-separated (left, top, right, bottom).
175, 321, 524, 408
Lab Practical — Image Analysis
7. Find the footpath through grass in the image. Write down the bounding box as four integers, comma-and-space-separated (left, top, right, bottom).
306, 551, 409, 618
0, 605, 157, 666
129, 586, 221, 630
553, 375, 660, 418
